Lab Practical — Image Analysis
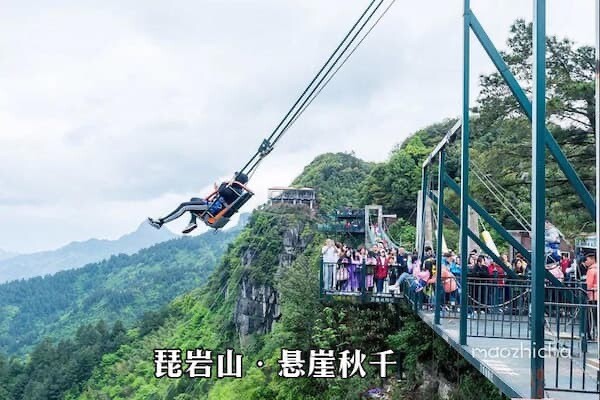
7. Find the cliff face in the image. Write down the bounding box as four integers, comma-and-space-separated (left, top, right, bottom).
234, 221, 313, 346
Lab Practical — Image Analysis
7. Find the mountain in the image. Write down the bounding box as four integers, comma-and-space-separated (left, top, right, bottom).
1, 21, 592, 400
0, 218, 247, 355
235, 212, 252, 228
0, 153, 499, 400
0, 221, 177, 284
76, 207, 324, 400
68, 153, 498, 400
0, 249, 17, 262
292, 152, 373, 213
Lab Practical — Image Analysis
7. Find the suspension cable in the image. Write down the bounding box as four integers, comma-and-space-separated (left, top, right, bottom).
271, 0, 398, 153
471, 167, 526, 228
470, 162, 531, 231
471, 162, 574, 252
239, 0, 381, 175
471, 162, 509, 201
240, 0, 396, 176
474, 168, 529, 231
472, 162, 530, 228
471, 161, 526, 216
266, 0, 383, 148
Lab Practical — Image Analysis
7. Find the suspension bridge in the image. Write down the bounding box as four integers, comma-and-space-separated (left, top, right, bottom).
319, 0, 600, 398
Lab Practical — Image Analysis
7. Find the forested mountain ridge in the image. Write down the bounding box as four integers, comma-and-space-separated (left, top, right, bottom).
0, 222, 177, 284
0, 20, 595, 400
292, 152, 374, 214
0, 169, 502, 399
66, 150, 503, 400
0, 221, 244, 356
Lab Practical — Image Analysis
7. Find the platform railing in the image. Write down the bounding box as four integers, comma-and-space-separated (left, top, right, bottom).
545, 299, 599, 394
319, 258, 404, 304
317, 223, 365, 233
412, 275, 599, 394
464, 277, 532, 339
319, 260, 599, 394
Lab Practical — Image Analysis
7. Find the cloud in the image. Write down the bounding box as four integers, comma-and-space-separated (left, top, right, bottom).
0, 0, 596, 252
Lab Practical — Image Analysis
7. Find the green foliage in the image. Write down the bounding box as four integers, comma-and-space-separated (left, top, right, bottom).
274, 252, 322, 349
7, 139, 507, 400
292, 152, 373, 214
0, 320, 129, 400
472, 20, 596, 238
0, 230, 238, 356
65, 207, 318, 400
360, 133, 444, 222
4, 19, 595, 400
387, 218, 416, 250
448, 373, 506, 400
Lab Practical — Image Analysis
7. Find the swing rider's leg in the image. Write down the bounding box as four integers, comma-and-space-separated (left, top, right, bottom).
182, 213, 198, 234
148, 197, 207, 232
181, 198, 205, 234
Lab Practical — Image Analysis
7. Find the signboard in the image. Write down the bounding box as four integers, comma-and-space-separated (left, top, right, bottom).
575, 235, 597, 249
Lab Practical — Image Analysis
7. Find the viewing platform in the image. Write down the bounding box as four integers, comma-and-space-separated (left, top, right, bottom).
267, 187, 316, 209
319, 260, 402, 304
320, 260, 600, 398
318, 207, 366, 235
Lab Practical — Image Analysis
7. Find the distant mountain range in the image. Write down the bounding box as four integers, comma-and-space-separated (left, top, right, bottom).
0, 222, 177, 283
0, 215, 249, 355
0, 249, 18, 262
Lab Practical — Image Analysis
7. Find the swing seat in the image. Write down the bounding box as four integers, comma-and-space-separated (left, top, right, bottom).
196, 180, 254, 229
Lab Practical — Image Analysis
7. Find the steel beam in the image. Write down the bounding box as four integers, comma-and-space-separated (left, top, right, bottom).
434, 151, 445, 324
418, 168, 430, 261
444, 174, 565, 288
469, 11, 596, 219
459, 0, 471, 347
423, 120, 461, 169
427, 191, 517, 280
595, 0, 600, 372
444, 175, 529, 258
530, 2, 546, 397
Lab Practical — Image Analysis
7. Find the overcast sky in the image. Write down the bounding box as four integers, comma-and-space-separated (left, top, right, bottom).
0, 0, 597, 253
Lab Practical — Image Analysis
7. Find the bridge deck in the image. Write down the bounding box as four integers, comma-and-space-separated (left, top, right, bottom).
321, 271, 600, 399
417, 310, 599, 399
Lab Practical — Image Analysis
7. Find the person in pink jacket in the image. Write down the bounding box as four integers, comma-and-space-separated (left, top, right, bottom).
389, 256, 429, 293
583, 251, 598, 340
428, 264, 458, 294
428, 261, 458, 308
415, 259, 432, 293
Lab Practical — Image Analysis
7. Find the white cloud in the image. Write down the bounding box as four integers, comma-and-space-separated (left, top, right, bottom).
0, 0, 596, 252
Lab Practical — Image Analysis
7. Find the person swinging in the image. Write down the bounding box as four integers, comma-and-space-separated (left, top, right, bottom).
148, 172, 251, 234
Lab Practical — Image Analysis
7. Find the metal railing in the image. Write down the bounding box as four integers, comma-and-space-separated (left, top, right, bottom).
317, 222, 365, 233
335, 209, 365, 218
400, 275, 599, 394
319, 259, 599, 394
319, 259, 404, 303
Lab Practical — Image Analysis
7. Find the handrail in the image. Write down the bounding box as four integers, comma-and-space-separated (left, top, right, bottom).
422, 120, 461, 169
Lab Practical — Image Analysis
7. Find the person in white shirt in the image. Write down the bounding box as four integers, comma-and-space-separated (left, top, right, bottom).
321, 239, 338, 291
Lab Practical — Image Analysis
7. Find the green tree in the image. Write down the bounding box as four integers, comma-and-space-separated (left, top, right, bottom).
473, 20, 596, 238
292, 152, 373, 214
360, 135, 431, 221
0, 228, 239, 356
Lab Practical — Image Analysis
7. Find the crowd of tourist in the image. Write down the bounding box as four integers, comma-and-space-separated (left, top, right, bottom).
321, 239, 413, 294
321, 237, 598, 339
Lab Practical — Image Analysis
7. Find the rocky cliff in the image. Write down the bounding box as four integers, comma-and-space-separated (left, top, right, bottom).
234, 214, 314, 346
